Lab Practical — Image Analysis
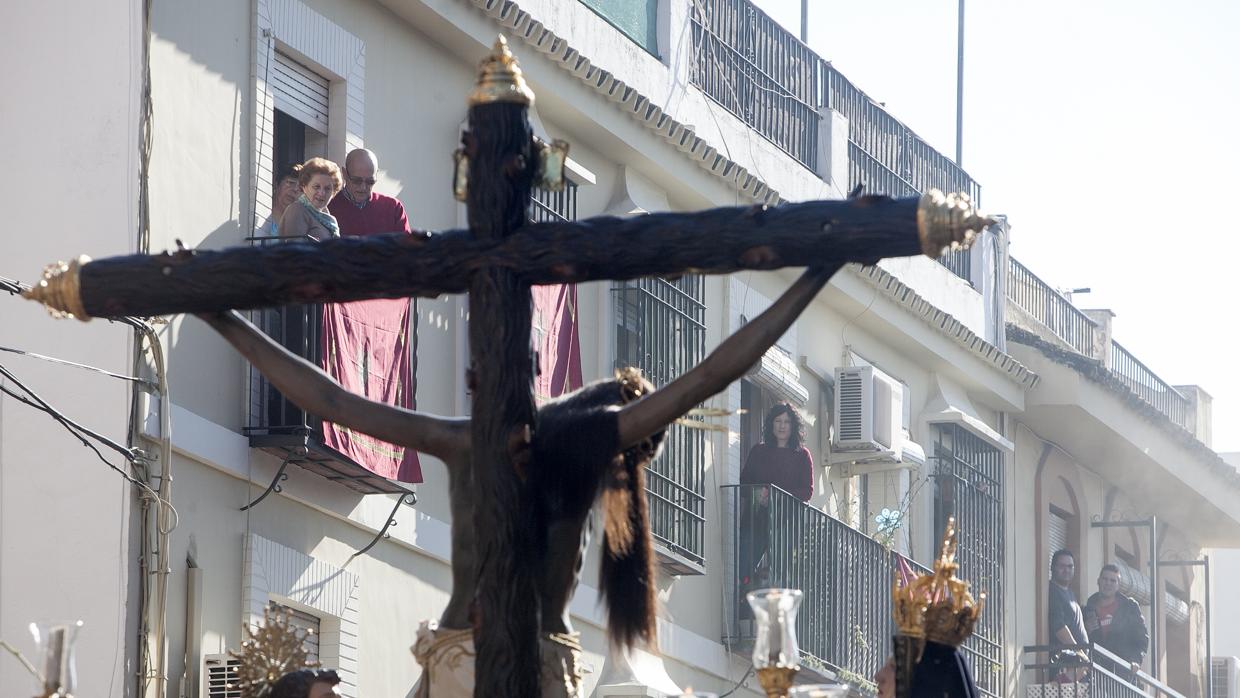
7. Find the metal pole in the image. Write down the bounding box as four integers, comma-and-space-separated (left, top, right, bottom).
1151, 515, 1160, 680
800, 0, 808, 43
1206, 555, 1213, 698
955, 0, 964, 165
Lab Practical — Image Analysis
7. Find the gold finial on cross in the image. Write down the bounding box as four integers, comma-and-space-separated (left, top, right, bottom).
468, 35, 535, 107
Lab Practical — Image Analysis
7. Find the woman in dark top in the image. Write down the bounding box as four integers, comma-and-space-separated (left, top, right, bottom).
737, 403, 814, 602
740, 402, 814, 502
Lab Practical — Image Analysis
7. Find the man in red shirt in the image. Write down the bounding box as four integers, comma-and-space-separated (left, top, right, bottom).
328, 148, 411, 236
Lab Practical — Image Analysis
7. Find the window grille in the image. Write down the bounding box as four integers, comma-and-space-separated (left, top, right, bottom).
933, 424, 1005, 698
613, 274, 707, 565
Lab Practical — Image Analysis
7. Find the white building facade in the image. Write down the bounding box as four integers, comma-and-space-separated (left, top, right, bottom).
1, 1, 1236, 698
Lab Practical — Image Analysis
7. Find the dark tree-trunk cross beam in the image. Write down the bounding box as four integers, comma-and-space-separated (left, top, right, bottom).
23, 37, 989, 698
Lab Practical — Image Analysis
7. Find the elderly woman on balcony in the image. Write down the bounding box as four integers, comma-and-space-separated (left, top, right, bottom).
279, 157, 342, 241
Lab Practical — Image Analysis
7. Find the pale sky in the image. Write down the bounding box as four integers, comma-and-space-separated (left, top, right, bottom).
751, 0, 1240, 451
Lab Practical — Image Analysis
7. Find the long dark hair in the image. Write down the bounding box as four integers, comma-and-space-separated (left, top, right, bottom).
762, 402, 804, 449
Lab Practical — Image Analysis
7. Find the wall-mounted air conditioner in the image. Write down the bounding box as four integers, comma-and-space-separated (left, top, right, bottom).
830, 365, 921, 474
203, 654, 242, 698
1212, 656, 1239, 698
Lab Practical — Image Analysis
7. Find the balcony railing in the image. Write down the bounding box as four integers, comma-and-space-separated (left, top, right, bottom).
1021, 643, 1187, 698
1007, 257, 1097, 356
723, 484, 930, 687
825, 68, 981, 204
244, 236, 411, 496
1110, 341, 1190, 430
687, 0, 982, 283
690, 0, 821, 170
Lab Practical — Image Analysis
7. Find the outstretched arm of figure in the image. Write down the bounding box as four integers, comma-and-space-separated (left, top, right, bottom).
196, 310, 470, 461
617, 263, 841, 449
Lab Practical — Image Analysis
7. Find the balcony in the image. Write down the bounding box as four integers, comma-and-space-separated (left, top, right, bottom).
1021, 643, 1186, 698
723, 484, 927, 689
688, 0, 980, 282
1006, 257, 1193, 433
243, 238, 412, 497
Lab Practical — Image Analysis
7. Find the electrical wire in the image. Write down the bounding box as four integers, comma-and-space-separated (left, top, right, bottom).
0, 345, 149, 384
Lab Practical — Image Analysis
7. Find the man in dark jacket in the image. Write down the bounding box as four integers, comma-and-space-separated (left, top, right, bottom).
1085, 564, 1149, 675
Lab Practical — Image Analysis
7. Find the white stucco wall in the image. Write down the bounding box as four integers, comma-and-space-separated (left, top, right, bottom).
0, 1, 140, 694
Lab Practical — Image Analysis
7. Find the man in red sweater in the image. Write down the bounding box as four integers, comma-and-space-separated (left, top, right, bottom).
329, 148, 411, 236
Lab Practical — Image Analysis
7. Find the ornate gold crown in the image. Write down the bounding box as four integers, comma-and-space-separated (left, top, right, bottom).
229, 607, 320, 697
890, 517, 984, 647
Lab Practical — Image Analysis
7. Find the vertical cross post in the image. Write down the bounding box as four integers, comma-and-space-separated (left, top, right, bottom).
463, 37, 542, 696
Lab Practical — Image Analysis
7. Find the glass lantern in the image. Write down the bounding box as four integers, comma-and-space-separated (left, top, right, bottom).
746, 588, 803, 697
29, 621, 83, 697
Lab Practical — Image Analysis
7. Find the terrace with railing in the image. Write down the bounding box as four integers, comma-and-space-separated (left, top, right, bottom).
1021, 643, 1187, 698
687, 0, 980, 280
1006, 257, 1193, 433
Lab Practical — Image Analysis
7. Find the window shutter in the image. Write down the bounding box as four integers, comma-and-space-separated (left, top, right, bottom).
273, 52, 329, 133
1048, 510, 1068, 560
269, 602, 321, 664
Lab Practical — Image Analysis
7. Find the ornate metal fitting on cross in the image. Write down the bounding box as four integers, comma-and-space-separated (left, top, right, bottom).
22, 255, 91, 321
467, 35, 534, 107
916, 189, 993, 259
453, 136, 569, 201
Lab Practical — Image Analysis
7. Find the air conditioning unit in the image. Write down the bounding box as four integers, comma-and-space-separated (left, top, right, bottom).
830, 365, 922, 474
203, 654, 242, 698
1212, 656, 1239, 698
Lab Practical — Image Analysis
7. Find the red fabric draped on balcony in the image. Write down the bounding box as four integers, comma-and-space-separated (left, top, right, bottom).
321, 298, 423, 483
532, 283, 583, 401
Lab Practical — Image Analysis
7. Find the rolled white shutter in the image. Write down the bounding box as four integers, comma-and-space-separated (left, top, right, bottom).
273, 51, 329, 133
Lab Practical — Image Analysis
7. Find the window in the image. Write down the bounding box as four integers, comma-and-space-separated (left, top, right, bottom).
580, 0, 659, 57
614, 275, 706, 568
933, 423, 1005, 698
268, 601, 321, 664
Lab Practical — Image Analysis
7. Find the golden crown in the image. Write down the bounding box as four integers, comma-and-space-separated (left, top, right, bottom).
890, 517, 985, 647
229, 607, 320, 697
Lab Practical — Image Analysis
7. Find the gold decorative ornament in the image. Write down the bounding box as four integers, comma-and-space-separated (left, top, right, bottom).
756, 666, 798, 698
916, 189, 993, 259
468, 35, 535, 107
22, 256, 91, 322
535, 138, 571, 191
229, 607, 319, 697
919, 517, 985, 647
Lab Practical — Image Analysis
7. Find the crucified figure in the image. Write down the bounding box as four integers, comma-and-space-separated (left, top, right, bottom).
197, 261, 840, 696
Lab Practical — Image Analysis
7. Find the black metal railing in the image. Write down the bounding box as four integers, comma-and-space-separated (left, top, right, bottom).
1110, 341, 1190, 431
933, 425, 1005, 698
1006, 257, 1097, 356
826, 68, 980, 204
1021, 643, 1187, 698
685, 0, 982, 282
724, 484, 929, 685
689, 0, 821, 170
614, 275, 707, 566
243, 235, 410, 496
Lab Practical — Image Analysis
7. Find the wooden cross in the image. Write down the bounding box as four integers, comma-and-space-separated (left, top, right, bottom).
23, 37, 987, 697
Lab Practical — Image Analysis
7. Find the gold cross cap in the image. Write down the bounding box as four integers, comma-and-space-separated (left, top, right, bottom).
468, 35, 535, 107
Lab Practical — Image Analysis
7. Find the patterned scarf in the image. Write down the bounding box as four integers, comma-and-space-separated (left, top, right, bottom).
297, 194, 340, 236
